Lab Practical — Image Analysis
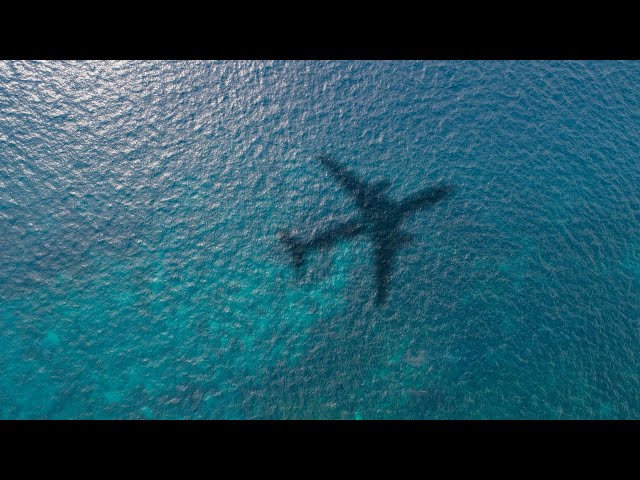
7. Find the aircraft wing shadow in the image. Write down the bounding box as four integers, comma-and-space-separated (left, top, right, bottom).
398, 184, 455, 215
318, 155, 373, 209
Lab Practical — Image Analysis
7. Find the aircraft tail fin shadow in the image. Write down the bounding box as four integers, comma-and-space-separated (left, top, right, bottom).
277, 230, 306, 268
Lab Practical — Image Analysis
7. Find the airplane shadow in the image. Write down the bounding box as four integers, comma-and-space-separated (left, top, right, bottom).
278, 156, 455, 305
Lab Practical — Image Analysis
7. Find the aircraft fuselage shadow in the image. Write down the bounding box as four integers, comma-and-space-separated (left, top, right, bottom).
279, 156, 455, 305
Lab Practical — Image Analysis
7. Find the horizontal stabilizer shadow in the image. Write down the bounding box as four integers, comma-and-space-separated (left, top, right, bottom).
277, 230, 306, 268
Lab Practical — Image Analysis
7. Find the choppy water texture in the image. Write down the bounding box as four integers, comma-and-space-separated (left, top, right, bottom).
1, 61, 639, 419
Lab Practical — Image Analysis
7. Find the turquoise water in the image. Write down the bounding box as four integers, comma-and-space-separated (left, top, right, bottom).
1, 61, 639, 419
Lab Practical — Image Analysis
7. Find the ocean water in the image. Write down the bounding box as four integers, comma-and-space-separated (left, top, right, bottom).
1, 60, 639, 419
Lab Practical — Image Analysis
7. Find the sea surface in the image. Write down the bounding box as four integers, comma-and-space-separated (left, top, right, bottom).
1, 60, 639, 419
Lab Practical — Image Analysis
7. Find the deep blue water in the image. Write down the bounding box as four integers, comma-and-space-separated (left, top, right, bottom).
1, 61, 639, 419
